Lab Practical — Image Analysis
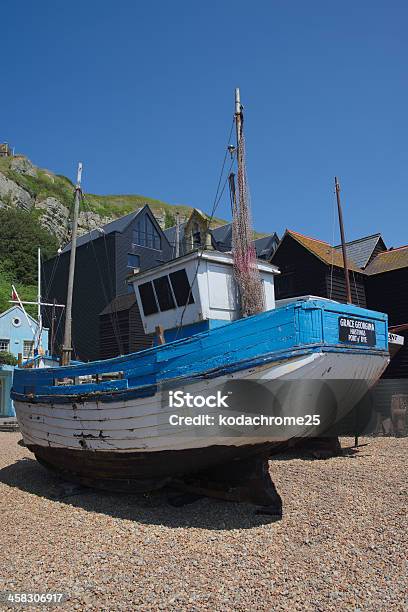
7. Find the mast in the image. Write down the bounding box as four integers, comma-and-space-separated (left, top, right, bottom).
37, 247, 42, 345
235, 87, 242, 152
334, 176, 352, 304
61, 162, 83, 366
231, 88, 265, 317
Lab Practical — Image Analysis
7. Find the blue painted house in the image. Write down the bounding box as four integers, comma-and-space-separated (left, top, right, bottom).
0, 305, 49, 417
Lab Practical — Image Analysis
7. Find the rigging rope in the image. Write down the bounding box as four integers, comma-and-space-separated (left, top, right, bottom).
231, 125, 265, 317
174, 117, 236, 339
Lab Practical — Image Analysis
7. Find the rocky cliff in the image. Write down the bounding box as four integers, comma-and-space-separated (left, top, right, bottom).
0, 154, 214, 245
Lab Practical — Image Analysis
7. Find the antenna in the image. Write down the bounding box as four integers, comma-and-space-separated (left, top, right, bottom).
175, 211, 180, 258
235, 87, 242, 149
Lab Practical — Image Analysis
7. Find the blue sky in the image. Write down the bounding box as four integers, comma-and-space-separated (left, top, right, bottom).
2, 1, 407, 247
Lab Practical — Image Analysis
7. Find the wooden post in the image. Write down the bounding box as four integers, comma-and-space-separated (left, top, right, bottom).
155, 325, 165, 345
17, 353, 22, 367
334, 177, 352, 304
61, 162, 82, 366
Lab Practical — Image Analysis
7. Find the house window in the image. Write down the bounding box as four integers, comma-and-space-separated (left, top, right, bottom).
153, 276, 176, 311
0, 339, 10, 352
169, 269, 194, 307
133, 216, 161, 250
146, 217, 161, 250
138, 282, 159, 316
127, 253, 140, 268
23, 340, 34, 360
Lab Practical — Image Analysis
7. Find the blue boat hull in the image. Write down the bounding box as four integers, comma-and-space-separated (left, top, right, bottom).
11, 299, 389, 491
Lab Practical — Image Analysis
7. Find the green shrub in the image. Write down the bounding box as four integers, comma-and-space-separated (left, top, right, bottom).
0, 208, 58, 285
0, 352, 18, 366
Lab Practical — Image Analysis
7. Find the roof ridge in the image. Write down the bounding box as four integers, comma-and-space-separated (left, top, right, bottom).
334, 233, 381, 248
377, 244, 408, 254
163, 220, 187, 231
288, 229, 330, 246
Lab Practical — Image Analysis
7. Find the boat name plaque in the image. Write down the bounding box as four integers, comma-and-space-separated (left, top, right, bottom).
338, 317, 376, 346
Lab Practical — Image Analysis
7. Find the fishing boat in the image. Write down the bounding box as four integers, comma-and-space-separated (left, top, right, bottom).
11, 90, 390, 514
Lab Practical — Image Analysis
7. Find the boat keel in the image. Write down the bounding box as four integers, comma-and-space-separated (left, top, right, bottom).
171, 453, 282, 517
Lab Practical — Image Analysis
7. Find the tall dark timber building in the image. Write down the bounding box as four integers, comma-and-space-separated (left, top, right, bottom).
42, 205, 279, 361
43, 205, 279, 361
42, 206, 172, 361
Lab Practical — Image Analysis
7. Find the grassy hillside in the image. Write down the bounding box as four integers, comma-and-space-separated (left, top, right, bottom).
0, 268, 37, 318
0, 156, 74, 211
0, 154, 268, 319
0, 155, 228, 228
0, 154, 269, 234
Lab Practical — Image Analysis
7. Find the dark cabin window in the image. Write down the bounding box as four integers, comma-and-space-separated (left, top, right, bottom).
169, 269, 195, 307
192, 222, 201, 247
133, 216, 161, 250
138, 282, 158, 315
127, 253, 140, 268
153, 276, 175, 311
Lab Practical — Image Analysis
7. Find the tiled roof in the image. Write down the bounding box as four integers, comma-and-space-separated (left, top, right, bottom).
365, 245, 408, 275
334, 233, 385, 268
254, 234, 280, 259
210, 223, 233, 250
285, 230, 362, 272
100, 293, 136, 316
62, 209, 142, 253
164, 221, 278, 259
163, 222, 188, 256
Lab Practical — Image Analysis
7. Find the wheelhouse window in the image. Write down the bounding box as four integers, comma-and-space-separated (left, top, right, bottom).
23, 340, 34, 359
0, 339, 10, 352
153, 276, 175, 311
138, 268, 194, 316
133, 216, 161, 250
169, 269, 194, 306
127, 253, 140, 268
138, 282, 159, 316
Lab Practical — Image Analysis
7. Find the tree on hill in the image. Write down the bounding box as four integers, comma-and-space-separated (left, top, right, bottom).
0, 209, 58, 285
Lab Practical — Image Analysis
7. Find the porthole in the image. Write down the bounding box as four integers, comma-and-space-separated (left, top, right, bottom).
12, 317, 21, 328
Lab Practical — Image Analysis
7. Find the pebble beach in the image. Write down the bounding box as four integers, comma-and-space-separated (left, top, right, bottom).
0, 433, 406, 611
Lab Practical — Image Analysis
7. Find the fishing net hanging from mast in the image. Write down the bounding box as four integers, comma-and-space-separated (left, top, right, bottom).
231, 118, 266, 317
